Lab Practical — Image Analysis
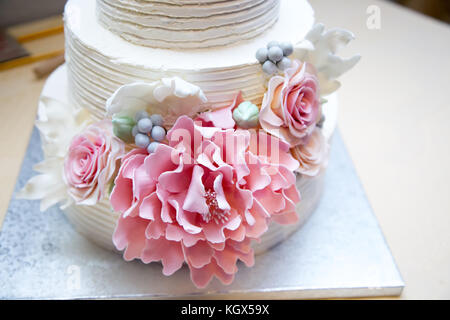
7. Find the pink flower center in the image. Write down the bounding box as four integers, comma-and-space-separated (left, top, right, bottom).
203, 189, 230, 224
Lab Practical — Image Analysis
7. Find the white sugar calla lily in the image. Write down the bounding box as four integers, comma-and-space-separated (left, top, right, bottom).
17, 96, 91, 211
293, 23, 361, 95
106, 77, 208, 127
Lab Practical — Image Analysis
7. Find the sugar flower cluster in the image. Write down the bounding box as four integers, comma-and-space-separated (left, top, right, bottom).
111, 116, 300, 287
18, 24, 359, 289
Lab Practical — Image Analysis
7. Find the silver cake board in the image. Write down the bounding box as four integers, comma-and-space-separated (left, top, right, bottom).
0, 127, 404, 299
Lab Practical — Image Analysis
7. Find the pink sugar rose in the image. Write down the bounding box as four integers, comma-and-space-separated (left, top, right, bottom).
259, 59, 321, 147
291, 128, 329, 177
110, 116, 300, 288
64, 120, 126, 205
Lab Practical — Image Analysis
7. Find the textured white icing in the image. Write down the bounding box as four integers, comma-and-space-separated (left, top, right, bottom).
100, 0, 270, 18
97, 0, 280, 49
64, 0, 315, 119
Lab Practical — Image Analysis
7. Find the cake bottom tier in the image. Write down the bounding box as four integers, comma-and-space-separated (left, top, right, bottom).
40, 64, 337, 258
63, 170, 325, 256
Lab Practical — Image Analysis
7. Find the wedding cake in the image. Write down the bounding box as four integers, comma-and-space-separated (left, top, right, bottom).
19, 0, 360, 288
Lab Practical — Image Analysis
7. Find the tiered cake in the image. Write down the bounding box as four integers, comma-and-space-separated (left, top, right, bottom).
65, 0, 314, 119
19, 0, 360, 288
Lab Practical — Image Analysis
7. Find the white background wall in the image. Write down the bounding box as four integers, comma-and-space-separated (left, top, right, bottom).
0, 0, 67, 28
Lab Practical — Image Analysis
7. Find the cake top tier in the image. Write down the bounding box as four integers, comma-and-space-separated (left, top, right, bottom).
96, 0, 281, 49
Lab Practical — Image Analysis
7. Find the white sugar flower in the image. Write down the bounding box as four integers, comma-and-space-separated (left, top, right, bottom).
17, 97, 91, 211
293, 23, 361, 95
106, 77, 207, 127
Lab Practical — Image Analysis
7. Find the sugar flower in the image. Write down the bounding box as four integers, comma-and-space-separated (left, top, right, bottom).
293, 23, 361, 95
110, 116, 300, 288
259, 60, 321, 147
195, 92, 243, 129
17, 97, 91, 210
106, 77, 207, 128
64, 120, 126, 205
291, 128, 329, 177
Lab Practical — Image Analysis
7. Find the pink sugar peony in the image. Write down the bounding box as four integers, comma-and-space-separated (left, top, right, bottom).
259, 59, 321, 147
196, 92, 243, 129
291, 128, 329, 177
110, 116, 300, 288
64, 120, 126, 205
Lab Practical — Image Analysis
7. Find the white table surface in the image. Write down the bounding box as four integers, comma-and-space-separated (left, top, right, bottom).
311, 0, 450, 299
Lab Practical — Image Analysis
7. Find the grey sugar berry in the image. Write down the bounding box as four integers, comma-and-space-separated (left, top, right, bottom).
147, 141, 160, 154
268, 46, 283, 63
280, 41, 294, 56
262, 60, 278, 75
151, 126, 166, 142
132, 125, 139, 137
277, 57, 292, 71
137, 118, 153, 133
135, 110, 149, 122
150, 114, 164, 127
255, 47, 268, 64
267, 41, 280, 49
135, 133, 150, 148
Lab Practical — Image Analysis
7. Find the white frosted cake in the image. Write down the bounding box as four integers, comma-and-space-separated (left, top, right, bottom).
19, 0, 360, 288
